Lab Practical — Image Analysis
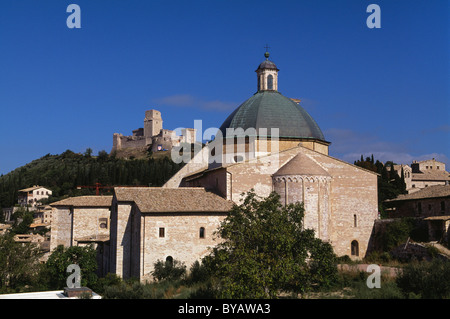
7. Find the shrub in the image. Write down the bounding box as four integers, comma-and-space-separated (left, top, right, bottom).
396, 259, 450, 299
152, 258, 186, 282
186, 260, 210, 284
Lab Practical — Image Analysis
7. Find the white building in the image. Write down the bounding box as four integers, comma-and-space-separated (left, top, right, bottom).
18, 186, 52, 208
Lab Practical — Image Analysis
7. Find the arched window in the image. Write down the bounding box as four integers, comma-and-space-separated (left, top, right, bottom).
199, 227, 205, 239
351, 240, 359, 257
165, 256, 173, 267
267, 74, 273, 90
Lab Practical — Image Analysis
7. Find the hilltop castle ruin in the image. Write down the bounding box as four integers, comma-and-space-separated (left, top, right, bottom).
111, 109, 196, 156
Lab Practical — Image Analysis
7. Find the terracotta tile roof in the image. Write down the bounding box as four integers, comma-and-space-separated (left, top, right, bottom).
274, 152, 330, 176
50, 196, 113, 207
19, 186, 51, 192
412, 171, 450, 181
114, 187, 233, 213
386, 185, 450, 202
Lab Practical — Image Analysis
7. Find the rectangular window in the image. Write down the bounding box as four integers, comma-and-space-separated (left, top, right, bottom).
353, 214, 357, 227
159, 227, 165, 238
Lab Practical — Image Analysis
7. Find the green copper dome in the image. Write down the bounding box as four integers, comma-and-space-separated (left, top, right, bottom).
218, 90, 326, 140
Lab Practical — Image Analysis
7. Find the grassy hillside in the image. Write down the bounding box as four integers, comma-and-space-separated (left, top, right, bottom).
0, 149, 184, 209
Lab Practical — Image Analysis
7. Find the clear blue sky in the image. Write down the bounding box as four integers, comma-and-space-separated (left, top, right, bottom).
0, 0, 449, 175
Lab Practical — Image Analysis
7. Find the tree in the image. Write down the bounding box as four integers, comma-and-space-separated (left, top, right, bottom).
152, 258, 186, 282
204, 191, 337, 298
44, 245, 98, 289
0, 233, 41, 290
84, 148, 93, 158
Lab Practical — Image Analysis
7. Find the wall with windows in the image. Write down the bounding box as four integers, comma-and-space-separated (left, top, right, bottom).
140, 213, 225, 282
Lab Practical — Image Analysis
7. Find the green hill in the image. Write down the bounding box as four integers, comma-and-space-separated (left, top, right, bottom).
0, 149, 184, 209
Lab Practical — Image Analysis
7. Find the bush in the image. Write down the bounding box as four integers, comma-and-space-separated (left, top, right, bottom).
152, 258, 186, 282
396, 259, 450, 299
186, 260, 210, 284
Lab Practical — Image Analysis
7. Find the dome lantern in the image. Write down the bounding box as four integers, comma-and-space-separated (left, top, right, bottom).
256, 49, 279, 92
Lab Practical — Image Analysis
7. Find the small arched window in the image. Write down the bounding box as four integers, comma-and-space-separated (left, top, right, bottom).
199, 227, 205, 239
166, 256, 173, 267
267, 74, 273, 90
351, 240, 359, 257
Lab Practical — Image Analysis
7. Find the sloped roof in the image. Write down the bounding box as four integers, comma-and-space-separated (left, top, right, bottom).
19, 186, 51, 192
274, 152, 330, 176
114, 187, 233, 213
385, 185, 450, 202
412, 171, 450, 181
50, 196, 113, 207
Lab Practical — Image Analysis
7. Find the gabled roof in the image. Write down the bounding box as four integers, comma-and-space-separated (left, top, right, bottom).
114, 187, 233, 213
274, 152, 330, 177
385, 185, 450, 202
50, 196, 113, 207
412, 171, 450, 181
19, 186, 51, 192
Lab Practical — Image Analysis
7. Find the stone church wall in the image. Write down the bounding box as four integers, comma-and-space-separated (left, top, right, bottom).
139, 213, 225, 281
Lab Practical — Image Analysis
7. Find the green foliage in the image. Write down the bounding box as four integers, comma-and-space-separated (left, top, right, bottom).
396, 259, 450, 298
354, 155, 407, 210
152, 258, 187, 282
44, 245, 98, 289
9, 206, 34, 235
0, 233, 42, 291
383, 218, 427, 251
187, 260, 210, 285
0, 150, 184, 208
204, 191, 337, 298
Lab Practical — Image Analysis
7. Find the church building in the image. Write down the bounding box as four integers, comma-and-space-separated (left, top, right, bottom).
49, 51, 379, 282
163, 51, 379, 260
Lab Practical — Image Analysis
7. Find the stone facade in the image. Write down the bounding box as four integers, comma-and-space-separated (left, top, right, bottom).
49, 196, 112, 275
391, 158, 450, 194
109, 187, 232, 280
111, 109, 196, 155
385, 185, 450, 218
176, 145, 379, 259
50, 196, 112, 250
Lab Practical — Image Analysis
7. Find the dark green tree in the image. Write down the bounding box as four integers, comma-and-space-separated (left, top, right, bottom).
0, 233, 41, 290
204, 191, 337, 298
396, 259, 450, 298
44, 245, 98, 289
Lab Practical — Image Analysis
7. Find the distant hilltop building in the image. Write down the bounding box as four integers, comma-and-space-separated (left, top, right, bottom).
111, 109, 196, 156
391, 158, 450, 193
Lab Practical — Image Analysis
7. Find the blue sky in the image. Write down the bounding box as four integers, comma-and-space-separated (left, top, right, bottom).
0, 0, 449, 175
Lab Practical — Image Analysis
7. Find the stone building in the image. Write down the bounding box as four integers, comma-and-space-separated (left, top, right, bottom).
165, 51, 379, 260
385, 185, 450, 218
391, 158, 450, 193
50, 196, 112, 276
51, 51, 380, 281
385, 185, 450, 243
111, 109, 196, 156
109, 187, 232, 280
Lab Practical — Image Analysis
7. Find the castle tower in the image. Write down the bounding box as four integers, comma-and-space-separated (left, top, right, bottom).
144, 110, 163, 138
